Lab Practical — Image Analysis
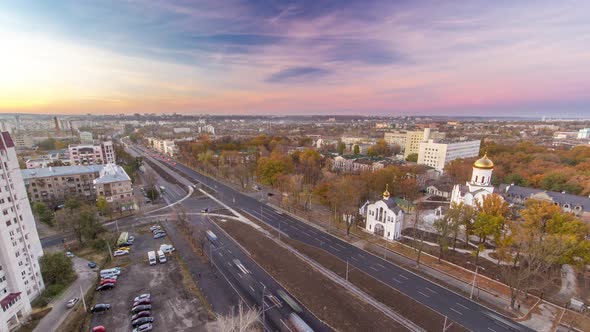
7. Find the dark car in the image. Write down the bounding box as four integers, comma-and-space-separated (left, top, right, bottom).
132, 298, 151, 307
131, 310, 151, 321
90, 304, 111, 313
131, 305, 152, 313
88, 262, 97, 269
96, 283, 115, 291
118, 242, 133, 247
132, 317, 154, 328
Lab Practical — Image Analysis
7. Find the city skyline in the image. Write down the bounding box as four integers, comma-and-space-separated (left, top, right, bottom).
1, 0, 589, 116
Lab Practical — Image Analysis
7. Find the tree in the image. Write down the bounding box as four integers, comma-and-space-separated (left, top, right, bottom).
80, 206, 104, 241
326, 176, 364, 236
256, 154, 294, 186
32, 202, 54, 226
214, 302, 261, 332
405, 153, 418, 162
40, 252, 76, 286
337, 141, 346, 155
97, 196, 109, 216
433, 214, 454, 262
367, 139, 392, 157
65, 198, 81, 211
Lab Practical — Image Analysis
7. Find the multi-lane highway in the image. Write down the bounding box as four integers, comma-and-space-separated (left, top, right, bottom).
133, 142, 532, 332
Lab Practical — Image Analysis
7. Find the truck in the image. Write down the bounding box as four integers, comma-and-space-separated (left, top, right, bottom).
148, 251, 156, 266
157, 250, 166, 264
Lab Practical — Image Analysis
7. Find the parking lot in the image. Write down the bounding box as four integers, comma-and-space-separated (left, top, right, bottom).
90, 225, 208, 331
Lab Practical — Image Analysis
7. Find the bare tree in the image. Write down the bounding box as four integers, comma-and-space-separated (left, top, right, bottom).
210, 302, 261, 332
413, 202, 427, 267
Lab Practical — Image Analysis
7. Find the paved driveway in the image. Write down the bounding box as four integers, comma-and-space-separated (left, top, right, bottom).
34, 256, 97, 332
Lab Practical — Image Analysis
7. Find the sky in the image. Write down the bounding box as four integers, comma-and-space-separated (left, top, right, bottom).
1, 0, 589, 117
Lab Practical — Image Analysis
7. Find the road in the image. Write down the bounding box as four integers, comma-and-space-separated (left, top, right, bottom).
33, 257, 97, 332
133, 142, 533, 332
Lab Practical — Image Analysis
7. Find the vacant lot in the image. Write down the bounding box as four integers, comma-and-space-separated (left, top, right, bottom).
89, 226, 208, 332
217, 219, 408, 332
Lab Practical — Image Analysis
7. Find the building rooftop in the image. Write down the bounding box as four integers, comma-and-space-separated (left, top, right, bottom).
22, 165, 104, 179
93, 164, 131, 184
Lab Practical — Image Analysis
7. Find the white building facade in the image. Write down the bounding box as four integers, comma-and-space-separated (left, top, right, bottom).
0, 132, 45, 331
362, 186, 404, 241
69, 141, 115, 166
418, 139, 481, 172
450, 154, 496, 207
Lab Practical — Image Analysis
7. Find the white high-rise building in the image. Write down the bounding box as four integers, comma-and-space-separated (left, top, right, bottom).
0, 132, 45, 331
69, 141, 115, 165
417, 139, 481, 171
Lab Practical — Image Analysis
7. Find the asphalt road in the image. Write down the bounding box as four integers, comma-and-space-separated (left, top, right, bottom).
134, 143, 533, 332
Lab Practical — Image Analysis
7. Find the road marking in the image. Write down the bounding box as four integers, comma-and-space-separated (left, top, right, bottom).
218, 252, 223, 257
350, 256, 359, 261
392, 277, 402, 283
425, 287, 438, 294
301, 231, 311, 237
369, 266, 378, 272
418, 291, 430, 298
249, 285, 255, 292
227, 262, 232, 267
321, 236, 331, 242
237, 273, 242, 278
259, 281, 266, 288
227, 249, 232, 254
399, 274, 409, 280
450, 308, 463, 316
376, 263, 386, 269
456, 303, 470, 310
329, 245, 341, 252
335, 243, 346, 249
487, 328, 497, 332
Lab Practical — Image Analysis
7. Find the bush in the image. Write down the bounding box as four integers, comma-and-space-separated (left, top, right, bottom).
40, 252, 76, 285
32, 283, 68, 307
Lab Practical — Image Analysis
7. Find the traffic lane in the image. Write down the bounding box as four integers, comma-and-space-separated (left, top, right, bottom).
170, 161, 531, 332
199, 218, 330, 332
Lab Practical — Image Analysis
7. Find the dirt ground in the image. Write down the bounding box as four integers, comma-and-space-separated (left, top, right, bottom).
89, 226, 208, 331
217, 219, 408, 332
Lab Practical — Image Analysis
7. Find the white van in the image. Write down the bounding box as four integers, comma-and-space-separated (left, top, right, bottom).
148, 251, 156, 266
157, 250, 166, 264
159, 244, 175, 253
100, 268, 121, 278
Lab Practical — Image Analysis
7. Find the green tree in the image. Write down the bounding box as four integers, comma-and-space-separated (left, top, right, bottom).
64, 198, 81, 211
80, 206, 104, 241
40, 252, 76, 286
353, 145, 361, 155
405, 153, 418, 162
97, 196, 109, 216
433, 214, 454, 262
32, 202, 54, 226
337, 141, 346, 155
256, 154, 294, 186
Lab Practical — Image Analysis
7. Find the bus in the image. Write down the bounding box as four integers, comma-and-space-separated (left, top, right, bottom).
206, 230, 218, 243
289, 313, 314, 332
116, 232, 129, 246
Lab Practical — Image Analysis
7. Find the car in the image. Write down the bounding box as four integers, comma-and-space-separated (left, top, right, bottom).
144, 199, 152, 204
132, 298, 151, 307
101, 275, 117, 281
128, 236, 135, 243
233, 259, 250, 274
113, 250, 129, 257
133, 293, 151, 302
91, 326, 106, 332
96, 283, 115, 291
132, 317, 154, 328
90, 304, 111, 313
153, 232, 166, 239
100, 279, 117, 286
131, 305, 152, 313
159, 244, 175, 253
118, 242, 133, 247
264, 294, 282, 308
118, 247, 131, 251
152, 229, 165, 234
149, 225, 161, 232
66, 251, 75, 258
131, 310, 151, 321
277, 290, 302, 313
133, 323, 153, 332
66, 298, 79, 308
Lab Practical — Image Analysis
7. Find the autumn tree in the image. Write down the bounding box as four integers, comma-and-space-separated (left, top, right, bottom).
367, 139, 393, 157
405, 153, 418, 162
256, 152, 294, 186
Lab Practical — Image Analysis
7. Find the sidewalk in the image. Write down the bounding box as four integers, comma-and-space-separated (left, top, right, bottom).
33, 257, 97, 332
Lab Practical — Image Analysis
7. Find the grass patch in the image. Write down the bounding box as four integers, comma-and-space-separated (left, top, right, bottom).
31, 283, 70, 308
15, 307, 52, 332
177, 257, 216, 321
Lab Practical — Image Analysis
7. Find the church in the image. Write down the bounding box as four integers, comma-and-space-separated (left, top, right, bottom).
450, 154, 497, 207
360, 185, 404, 240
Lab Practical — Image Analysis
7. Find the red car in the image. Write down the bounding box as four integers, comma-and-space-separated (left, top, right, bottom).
100, 279, 116, 286
91, 326, 106, 332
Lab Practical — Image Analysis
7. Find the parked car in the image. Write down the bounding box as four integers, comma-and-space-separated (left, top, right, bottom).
88, 262, 97, 269
149, 225, 161, 232
66, 251, 75, 258
132, 317, 154, 328
91, 326, 106, 332
152, 229, 165, 234
133, 323, 153, 332
153, 232, 167, 239
118, 247, 131, 251
118, 242, 133, 247
133, 294, 151, 302
96, 283, 115, 291
101, 275, 117, 281
159, 244, 175, 253
100, 279, 117, 286
128, 236, 135, 243
113, 250, 129, 257
90, 304, 111, 313
131, 310, 151, 321
66, 298, 79, 308
131, 305, 152, 313
132, 298, 151, 307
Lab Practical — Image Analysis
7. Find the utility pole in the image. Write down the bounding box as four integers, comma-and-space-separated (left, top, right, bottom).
79, 282, 87, 312
442, 316, 453, 332
346, 259, 349, 281
470, 265, 479, 299
278, 222, 281, 241
106, 241, 113, 260
261, 284, 266, 331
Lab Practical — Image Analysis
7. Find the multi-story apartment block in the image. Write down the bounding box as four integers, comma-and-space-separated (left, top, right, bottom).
93, 164, 135, 212
417, 139, 481, 172
0, 132, 45, 331
146, 138, 176, 157
385, 129, 446, 157
22, 166, 102, 206
68, 141, 115, 165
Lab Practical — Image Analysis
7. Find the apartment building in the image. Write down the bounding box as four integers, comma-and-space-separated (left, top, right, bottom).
384, 129, 445, 157
146, 137, 176, 157
417, 139, 481, 172
68, 141, 115, 165
22, 166, 102, 206
0, 132, 45, 331
93, 164, 134, 212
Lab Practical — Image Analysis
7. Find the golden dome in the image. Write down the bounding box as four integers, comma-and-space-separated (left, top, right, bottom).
383, 184, 390, 199
474, 153, 494, 169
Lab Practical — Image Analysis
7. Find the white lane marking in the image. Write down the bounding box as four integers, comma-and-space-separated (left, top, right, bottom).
487, 328, 497, 332
335, 243, 346, 249
418, 291, 430, 298
425, 287, 438, 294
238, 273, 243, 279
356, 253, 365, 258
350, 256, 359, 262
399, 274, 409, 280
392, 277, 402, 283
369, 266, 378, 271
249, 285, 255, 292
227, 262, 232, 267
329, 245, 341, 252
259, 281, 266, 288
450, 308, 463, 316
227, 249, 232, 254
456, 302, 470, 310
376, 263, 386, 269
219, 252, 224, 257
301, 230, 311, 237
321, 236, 331, 242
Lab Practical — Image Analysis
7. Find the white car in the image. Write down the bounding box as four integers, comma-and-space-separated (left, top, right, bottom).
133, 293, 151, 302
66, 298, 79, 308
159, 244, 175, 253
133, 323, 153, 332
113, 250, 129, 257
66, 251, 75, 258
149, 225, 161, 232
